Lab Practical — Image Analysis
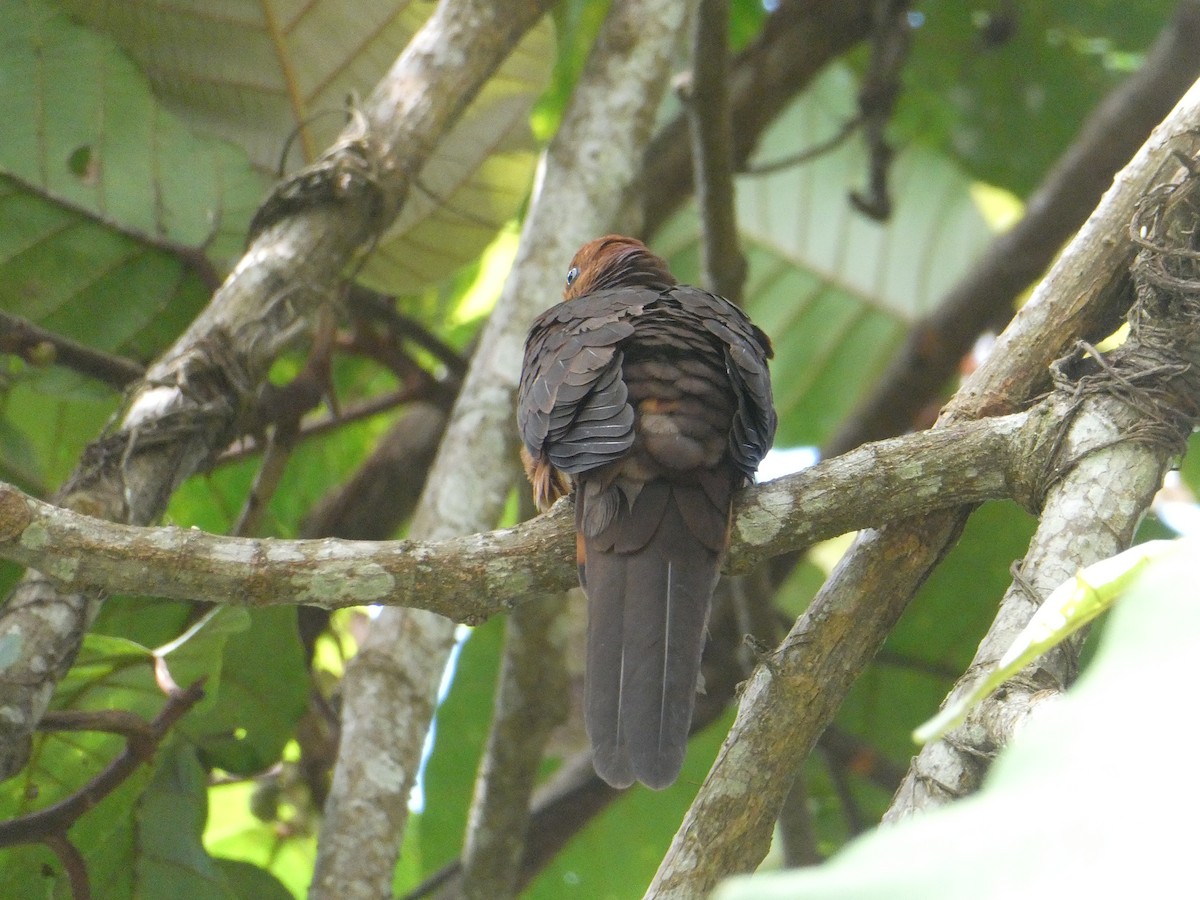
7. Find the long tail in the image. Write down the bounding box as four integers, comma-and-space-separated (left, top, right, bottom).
580, 478, 728, 790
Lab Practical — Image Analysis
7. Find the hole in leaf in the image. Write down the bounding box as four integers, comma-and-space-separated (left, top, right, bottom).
67, 145, 98, 184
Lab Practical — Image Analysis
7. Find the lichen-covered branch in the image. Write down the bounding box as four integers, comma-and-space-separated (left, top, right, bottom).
645, 74, 1200, 900
887, 135, 1200, 821
0, 411, 1023, 618
310, 1, 699, 895
0, 0, 553, 780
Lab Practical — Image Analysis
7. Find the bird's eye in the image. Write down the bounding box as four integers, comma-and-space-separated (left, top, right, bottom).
566, 266, 579, 287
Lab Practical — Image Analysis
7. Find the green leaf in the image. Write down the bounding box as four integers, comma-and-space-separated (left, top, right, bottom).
716, 541, 1200, 899
205, 779, 317, 900
133, 740, 236, 899
154, 607, 253, 712
657, 65, 999, 447
57, 0, 555, 294
0, 0, 261, 483
914, 539, 1175, 743
0, 757, 158, 899
214, 858, 295, 900
0, 0, 264, 262
0, 178, 215, 356
0, 609, 246, 826
185, 607, 308, 775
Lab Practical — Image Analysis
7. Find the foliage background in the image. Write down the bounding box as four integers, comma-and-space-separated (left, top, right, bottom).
0, 0, 1191, 896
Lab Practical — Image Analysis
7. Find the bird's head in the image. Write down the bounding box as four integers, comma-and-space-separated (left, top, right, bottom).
563, 235, 677, 299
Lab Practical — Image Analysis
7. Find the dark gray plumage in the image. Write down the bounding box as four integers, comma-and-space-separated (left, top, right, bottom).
518, 236, 776, 789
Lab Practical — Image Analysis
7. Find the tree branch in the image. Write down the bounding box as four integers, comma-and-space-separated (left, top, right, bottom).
0, 411, 1024, 617
0, 0, 553, 781
644, 74, 1200, 899
639, 0, 874, 238
0, 311, 146, 390
684, 0, 746, 302
827, 0, 1200, 456
887, 145, 1200, 820
310, 2, 699, 896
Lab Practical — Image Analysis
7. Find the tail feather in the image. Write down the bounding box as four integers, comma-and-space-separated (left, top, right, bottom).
582, 480, 724, 790
583, 546, 635, 788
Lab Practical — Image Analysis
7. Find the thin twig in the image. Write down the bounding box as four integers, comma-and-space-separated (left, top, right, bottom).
847, 0, 910, 221
0, 311, 146, 390
216, 386, 437, 466
43, 833, 90, 900
38, 709, 156, 744
776, 774, 822, 867
640, 0, 875, 238
347, 286, 469, 378
0, 679, 206, 847
827, 0, 1200, 456
743, 115, 862, 176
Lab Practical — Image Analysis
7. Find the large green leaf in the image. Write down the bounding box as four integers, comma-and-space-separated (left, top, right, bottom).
132, 740, 237, 899
0, 0, 264, 263
184, 607, 308, 775
0, 608, 247, 824
716, 542, 1200, 899
58, 0, 555, 294
901, 0, 1178, 195
657, 65, 999, 447
0, 0, 264, 490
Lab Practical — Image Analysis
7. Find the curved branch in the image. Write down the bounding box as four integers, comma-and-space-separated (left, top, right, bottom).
826, 0, 1200, 455
645, 74, 1200, 899
311, 1, 701, 895
0, 0, 553, 780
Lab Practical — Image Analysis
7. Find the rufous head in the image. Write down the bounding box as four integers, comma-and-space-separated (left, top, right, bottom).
563, 235, 677, 299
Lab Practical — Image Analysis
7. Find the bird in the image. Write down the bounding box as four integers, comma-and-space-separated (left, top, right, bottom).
517, 235, 776, 790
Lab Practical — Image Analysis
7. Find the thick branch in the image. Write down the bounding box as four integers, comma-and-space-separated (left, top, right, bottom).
645, 74, 1200, 899
311, 1, 698, 896
887, 398, 1171, 818
826, 0, 1200, 456
0, 412, 1023, 618
887, 144, 1200, 820
0, 0, 553, 780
